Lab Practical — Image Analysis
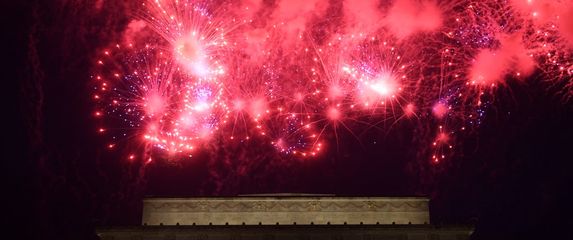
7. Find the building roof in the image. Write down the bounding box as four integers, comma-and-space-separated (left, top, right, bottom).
142, 196, 430, 226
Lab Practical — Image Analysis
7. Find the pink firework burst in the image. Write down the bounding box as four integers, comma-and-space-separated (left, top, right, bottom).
92, 0, 573, 164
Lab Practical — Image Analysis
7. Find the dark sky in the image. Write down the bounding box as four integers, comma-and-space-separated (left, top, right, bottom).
7, 1, 573, 240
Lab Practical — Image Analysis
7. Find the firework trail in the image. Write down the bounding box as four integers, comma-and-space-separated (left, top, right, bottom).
93, 0, 573, 164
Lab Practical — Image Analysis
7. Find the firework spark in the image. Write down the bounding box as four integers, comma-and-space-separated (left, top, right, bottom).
93, 0, 573, 163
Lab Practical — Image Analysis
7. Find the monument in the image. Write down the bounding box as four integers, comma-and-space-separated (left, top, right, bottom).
98, 194, 473, 239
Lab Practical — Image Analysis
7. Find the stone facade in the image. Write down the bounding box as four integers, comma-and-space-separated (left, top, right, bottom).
98, 196, 473, 240
142, 196, 430, 225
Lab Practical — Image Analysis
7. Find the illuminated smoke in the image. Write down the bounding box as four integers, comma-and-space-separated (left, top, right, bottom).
92, 0, 573, 165
385, 0, 443, 39
469, 34, 535, 86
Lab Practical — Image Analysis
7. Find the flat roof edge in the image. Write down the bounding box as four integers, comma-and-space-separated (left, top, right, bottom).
143, 196, 430, 201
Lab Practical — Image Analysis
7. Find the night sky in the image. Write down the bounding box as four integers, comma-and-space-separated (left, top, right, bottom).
7, 1, 573, 240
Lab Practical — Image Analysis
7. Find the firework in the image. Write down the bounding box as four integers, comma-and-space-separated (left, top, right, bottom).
92, 0, 573, 163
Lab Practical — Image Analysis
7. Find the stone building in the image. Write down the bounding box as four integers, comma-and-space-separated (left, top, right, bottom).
98, 194, 472, 239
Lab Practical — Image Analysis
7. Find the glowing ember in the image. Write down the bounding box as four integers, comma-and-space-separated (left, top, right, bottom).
92, 0, 573, 163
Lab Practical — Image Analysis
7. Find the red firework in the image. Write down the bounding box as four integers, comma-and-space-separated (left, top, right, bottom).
92, 0, 573, 163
